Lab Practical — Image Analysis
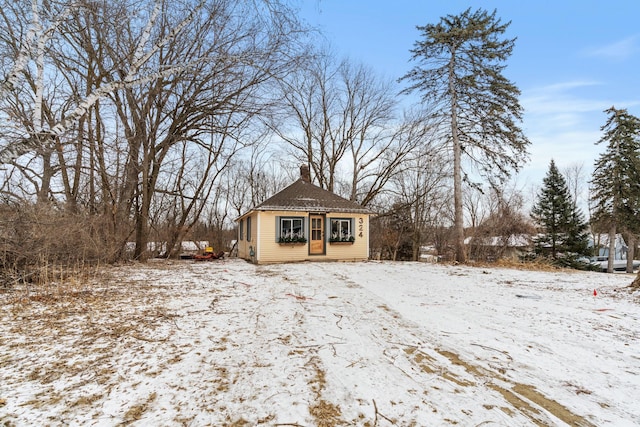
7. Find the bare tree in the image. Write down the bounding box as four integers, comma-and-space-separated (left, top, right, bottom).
1, 0, 309, 263
105, 0, 305, 260
0, 0, 211, 165
269, 51, 342, 191
352, 108, 431, 207
463, 184, 490, 231
270, 50, 415, 205
379, 137, 450, 261
563, 162, 586, 212
468, 183, 534, 262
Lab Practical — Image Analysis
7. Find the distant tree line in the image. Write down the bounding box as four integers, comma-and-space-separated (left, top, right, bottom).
1, 3, 640, 288
1, 0, 307, 276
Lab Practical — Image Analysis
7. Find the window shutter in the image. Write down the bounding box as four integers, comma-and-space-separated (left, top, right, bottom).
304, 216, 309, 240
275, 216, 280, 242
326, 217, 331, 241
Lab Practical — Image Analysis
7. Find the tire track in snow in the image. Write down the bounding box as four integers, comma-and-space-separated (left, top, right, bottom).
298, 266, 596, 426
404, 345, 595, 427
277, 265, 532, 425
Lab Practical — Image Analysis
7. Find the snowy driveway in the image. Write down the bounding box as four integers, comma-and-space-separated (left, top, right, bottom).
1, 259, 638, 426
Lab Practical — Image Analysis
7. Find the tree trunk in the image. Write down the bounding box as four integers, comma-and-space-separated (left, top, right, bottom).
449, 54, 465, 263
626, 234, 635, 274
55, 137, 77, 212
412, 199, 422, 261
607, 225, 616, 273
133, 143, 152, 261
452, 134, 465, 262
37, 150, 53, 204
133, 178, 152, 261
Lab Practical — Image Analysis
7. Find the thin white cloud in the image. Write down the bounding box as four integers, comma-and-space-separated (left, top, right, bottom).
584, 35, 640, 61
516, 81, 609, 190
521, 81, 640, 129
519, 80, 640, 188
521, 81, 607, 121
530, 80, 601, 93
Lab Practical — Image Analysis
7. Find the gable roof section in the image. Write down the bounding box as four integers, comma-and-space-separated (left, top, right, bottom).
252, 179, 374, 214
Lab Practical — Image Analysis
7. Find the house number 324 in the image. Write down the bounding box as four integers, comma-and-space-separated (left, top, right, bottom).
358, 217, 364, 238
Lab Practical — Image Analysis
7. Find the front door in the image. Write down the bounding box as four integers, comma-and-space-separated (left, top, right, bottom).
309, 215, 325, 255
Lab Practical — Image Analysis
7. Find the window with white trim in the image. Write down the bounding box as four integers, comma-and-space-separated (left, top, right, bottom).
239, 219, 244, 240
246, 217, 252, 241
330, 218, 354, 242
277, 217, 306, 243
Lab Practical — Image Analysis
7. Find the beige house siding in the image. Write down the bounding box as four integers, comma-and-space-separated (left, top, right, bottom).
257, 210, 299, 264
239, 210, 370, 264
325, 213, 369, 261
237, 212, 258, 262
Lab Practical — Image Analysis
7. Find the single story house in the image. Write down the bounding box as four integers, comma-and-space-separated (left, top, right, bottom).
235, 165, 374, 264
588, 233, 628, 259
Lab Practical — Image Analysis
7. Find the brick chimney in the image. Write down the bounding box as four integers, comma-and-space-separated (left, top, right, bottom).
300, 164, 311, 182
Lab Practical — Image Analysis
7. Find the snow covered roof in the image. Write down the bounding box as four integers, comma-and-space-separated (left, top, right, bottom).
464, 234, 532, 247
588, 233, 627, 249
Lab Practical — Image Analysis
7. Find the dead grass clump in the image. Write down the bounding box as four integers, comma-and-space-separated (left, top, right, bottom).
122, 392, 157, 423
404, 347, 436, 374
70, 393, 104, 407
307, 356, 344, 426
226, 418, 251, 426
309, 400, 343, 427
2, 258, 109, 314
0, 202, 128, 290
475, 257, 560, 272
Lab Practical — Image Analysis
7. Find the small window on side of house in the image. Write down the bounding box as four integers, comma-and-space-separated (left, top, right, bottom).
246, 217, 252, 241
239, 219, 244, 240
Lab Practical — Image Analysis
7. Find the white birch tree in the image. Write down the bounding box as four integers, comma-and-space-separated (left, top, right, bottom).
1, 0, 308, 262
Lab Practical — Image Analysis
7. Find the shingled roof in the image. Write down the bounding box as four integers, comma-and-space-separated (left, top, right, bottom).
253, 178, 373, 214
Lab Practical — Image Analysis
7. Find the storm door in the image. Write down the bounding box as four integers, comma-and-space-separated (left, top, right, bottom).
309, 214, 325, 255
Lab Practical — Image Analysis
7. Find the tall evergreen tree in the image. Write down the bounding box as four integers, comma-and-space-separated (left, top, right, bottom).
590, 107, 640, 273
400, 8, 530, 263
531, 160, 589, 259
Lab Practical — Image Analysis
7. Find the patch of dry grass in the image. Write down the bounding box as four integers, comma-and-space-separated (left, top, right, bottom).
468, 257, 562, 272
0, 265, 178, 422
307, 356, 344, 427
123, 392, 157, 423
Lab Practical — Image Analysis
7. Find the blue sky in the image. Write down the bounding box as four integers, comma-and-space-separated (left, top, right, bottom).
297, 1, 640, 200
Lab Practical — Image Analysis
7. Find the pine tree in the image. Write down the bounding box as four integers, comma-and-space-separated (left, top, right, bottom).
531, 160, 589, 259
590, 107, 640, 273
400, 8, 530, 263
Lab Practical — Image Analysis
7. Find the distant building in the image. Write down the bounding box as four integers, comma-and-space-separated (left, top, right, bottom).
588, 233, 627, 260
464, 234, 532, 261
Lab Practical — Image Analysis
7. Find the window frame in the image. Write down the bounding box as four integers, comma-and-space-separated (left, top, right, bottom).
329, 218, 355, 242
276, 216, 307, 243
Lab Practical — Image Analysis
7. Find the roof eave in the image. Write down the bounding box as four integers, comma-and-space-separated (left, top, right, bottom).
237, 205, 374, 216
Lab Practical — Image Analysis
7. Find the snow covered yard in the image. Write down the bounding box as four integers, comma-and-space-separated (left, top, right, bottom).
1, 259, 639, 426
